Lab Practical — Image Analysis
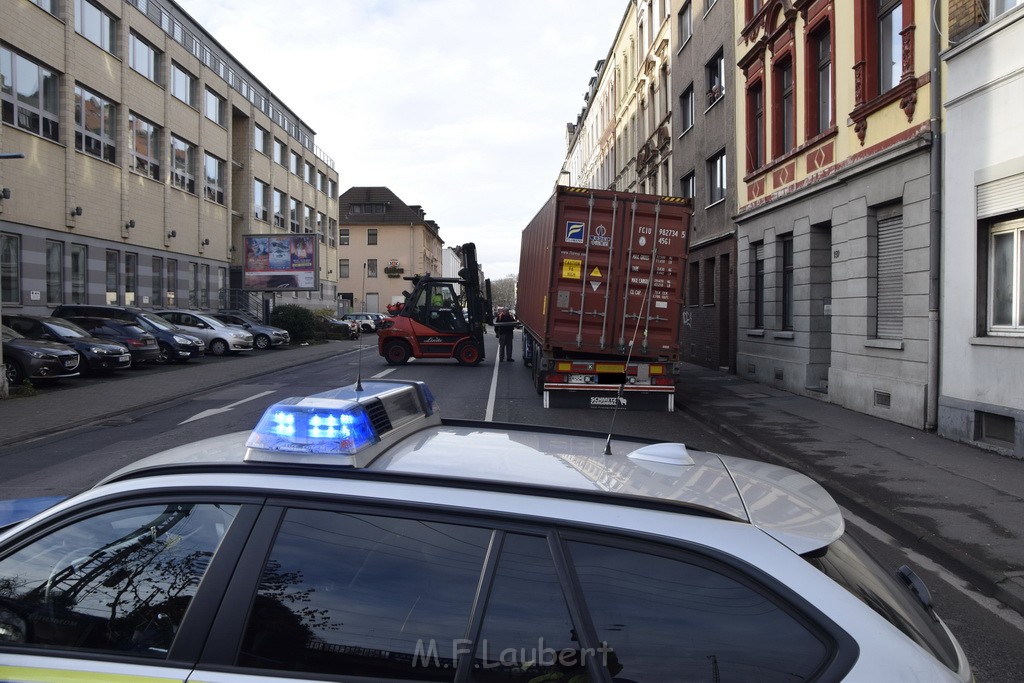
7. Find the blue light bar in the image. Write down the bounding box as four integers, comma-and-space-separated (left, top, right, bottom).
245, 397, 379, 457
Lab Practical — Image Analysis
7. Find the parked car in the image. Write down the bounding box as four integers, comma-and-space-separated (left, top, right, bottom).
4, 314, 131, 374
155, 309, 253, 356
60, 317, 161, 366
320, 316, 360, 339
1, 324, 81, 385
51, 304, 205, 364
341, 312, 378, 332
0, 379, 973, 682
209, 312, 290, 350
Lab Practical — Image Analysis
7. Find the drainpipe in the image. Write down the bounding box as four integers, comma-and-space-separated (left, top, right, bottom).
926, 1, 943, 431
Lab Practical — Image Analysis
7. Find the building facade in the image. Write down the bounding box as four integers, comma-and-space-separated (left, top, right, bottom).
671, 0, 737, 372
732, 0, 940, 430
0, 0, 339, 320
337, 187, 443, 315
940, 3, 1024, 457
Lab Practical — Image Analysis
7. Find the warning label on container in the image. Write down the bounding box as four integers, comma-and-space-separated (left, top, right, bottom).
562, 258, 582, 280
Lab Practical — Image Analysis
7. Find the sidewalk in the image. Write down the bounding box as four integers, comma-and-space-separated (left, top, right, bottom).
673, 362, 1024, 615
2, 345, 1022, 613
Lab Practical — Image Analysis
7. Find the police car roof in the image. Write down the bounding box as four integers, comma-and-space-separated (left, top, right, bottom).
97, 380, 843, 554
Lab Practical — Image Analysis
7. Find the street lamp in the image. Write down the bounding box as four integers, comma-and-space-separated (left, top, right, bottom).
0, 152, 26, 400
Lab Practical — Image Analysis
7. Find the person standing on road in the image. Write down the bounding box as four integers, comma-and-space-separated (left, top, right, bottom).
495, 307, 516, 362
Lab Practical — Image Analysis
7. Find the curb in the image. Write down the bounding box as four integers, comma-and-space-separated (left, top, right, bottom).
676, 402, 1024, 616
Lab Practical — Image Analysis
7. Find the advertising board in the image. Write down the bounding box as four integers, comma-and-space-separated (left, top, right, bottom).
242, 234, 318, 291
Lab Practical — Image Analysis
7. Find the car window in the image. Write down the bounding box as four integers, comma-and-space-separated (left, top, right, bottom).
0, 503, 240, 657
469, 533, 582, 682
237, 509, 492, 679
45, 319, 90, 338
566, 539, 832, 682
138, 313, 175, 332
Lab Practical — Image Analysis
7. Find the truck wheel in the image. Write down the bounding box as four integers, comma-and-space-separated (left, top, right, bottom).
383, 340, 411, 365
455, 341, 483, 366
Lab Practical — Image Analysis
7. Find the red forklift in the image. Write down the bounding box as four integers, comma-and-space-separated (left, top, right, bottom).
376, 243, 492, 366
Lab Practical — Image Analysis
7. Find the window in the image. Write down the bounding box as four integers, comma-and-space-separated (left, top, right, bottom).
304, 205, 314, 233
367, 258, 378, 278
680, 171, 695, 200
75, 85, 116, 163
781, 236, 794, 330
329, 218, 337, 247
988, 219, 1024, 333
808, 25, 832, 137
339, 258, 350, 278
879, 0, 903, 93
152, 255, 164, 307
774, 59, 795, 156
707, 150, 727, 205
75, 0, 116, 54
289, 198, 300, 233
290, 150, 301, 175
71, 244, 87, 303
704, 258, 716, 305
122, 252, 137, 306
317, 212, 326, 243
368, 228, 378, 245
876, 207, 904, 339
166, 259, 177, 306
171, 135, 196, 193
747, 82, 764, 171
128, 32, 159, 82
747, 0, 764, 20
1, 47, 60, 142
204, 153, 224, 204
105, 250, 119, 305
254, 179, 268, 221
30, 0, 57, 14
678, 2, 692, 45
1, 233, 20, 304
188, 262, 198, 307
0, 503, 240, 657
171, 63, 196, 106
304, 161, 314, 184
273, 188, 286, 227
705, 50, 725, 106
992, 0, 1024, 18
128, 112, 161, 180
328, 178, 337, 198
199, 264, 209, 308
317, 171, 326, 193
273, 138, 286, 165
568, 540, 830, 681
679, 84, 694, 133
689, 261, 701, 305
754, 242, 765, 328
254, 124, 268, 155
204, 88, 224, 125
236, 510, 490, 678
45, 240, 63, 305
217, 267, 227, 309
340, 228, 350, 246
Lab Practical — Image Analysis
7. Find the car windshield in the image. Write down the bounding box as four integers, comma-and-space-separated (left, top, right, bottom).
45, 319, 91, 338
1, 324, 24, 339
137, 313, 176, 331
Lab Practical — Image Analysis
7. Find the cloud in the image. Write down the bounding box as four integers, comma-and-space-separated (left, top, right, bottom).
177, 0, 626, 279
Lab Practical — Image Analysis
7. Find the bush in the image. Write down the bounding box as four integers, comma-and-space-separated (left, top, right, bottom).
269, 304, 319, 343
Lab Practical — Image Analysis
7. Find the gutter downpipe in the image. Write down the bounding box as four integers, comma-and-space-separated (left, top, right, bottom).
926, 0, 943, 431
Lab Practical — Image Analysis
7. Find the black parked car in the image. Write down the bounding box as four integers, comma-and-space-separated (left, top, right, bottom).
61, 317, 161, 366
4, 314, 131, 374
1, 324, 81, 385
52, 304, 205, 364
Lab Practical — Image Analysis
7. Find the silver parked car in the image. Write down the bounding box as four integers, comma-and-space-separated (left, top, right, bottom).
209, 312, 290, 350
154, 309, 253, 356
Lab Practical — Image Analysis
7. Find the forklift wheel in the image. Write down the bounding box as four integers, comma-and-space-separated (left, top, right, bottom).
383, 340, 411, 365
455, 341, 483, 367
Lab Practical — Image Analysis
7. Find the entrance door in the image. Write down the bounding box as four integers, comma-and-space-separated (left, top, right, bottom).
365, 292, 379, 314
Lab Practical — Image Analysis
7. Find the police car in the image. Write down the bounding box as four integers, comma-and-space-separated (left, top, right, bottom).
0, 380, 971, 682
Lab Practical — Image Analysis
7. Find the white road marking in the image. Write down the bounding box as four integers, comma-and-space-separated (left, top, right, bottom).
486, 352, 500, 422
843, 507, 1024, 631
179, 390, 276, 425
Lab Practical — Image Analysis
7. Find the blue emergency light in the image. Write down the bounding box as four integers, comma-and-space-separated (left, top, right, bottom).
246, 397, 379, 457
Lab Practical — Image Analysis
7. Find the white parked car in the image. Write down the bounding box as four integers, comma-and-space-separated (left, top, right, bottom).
154, 309, 254, 355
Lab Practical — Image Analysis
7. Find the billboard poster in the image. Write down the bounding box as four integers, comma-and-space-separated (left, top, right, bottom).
242, 234, 318, 291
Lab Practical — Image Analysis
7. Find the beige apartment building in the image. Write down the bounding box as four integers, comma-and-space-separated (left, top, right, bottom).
337, 187, 443, 315
1, 0, 339, 318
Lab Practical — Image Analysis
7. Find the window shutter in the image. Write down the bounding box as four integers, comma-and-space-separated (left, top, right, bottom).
977, 174, 1024, 219
876, 215, 904, 339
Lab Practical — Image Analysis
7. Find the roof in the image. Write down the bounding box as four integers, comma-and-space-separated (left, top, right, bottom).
338, 186, 441, 236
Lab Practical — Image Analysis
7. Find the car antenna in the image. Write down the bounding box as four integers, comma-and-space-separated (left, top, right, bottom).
355, 262, 367, 392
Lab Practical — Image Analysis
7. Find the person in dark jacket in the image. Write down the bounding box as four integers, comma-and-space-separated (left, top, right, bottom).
494, 307, 516, 362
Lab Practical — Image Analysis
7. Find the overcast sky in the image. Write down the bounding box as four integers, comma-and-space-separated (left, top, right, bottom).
176, 0, 628, 280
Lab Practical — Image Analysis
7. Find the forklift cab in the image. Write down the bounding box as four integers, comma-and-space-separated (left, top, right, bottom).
409, 282, 468, 333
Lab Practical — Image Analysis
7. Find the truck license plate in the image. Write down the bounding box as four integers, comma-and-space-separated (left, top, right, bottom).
567, 374, 591, 384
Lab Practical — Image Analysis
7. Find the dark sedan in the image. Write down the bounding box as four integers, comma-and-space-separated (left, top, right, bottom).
61, 316, 160, 366
1, 324, 81, 385
4, 314, 131, 374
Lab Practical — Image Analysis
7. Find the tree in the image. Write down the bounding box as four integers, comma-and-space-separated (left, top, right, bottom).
490, 274, 517, 310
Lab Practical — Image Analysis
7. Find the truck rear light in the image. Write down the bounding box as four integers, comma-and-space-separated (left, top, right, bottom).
653, 377, 675, 386
547, 373, 567, 384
